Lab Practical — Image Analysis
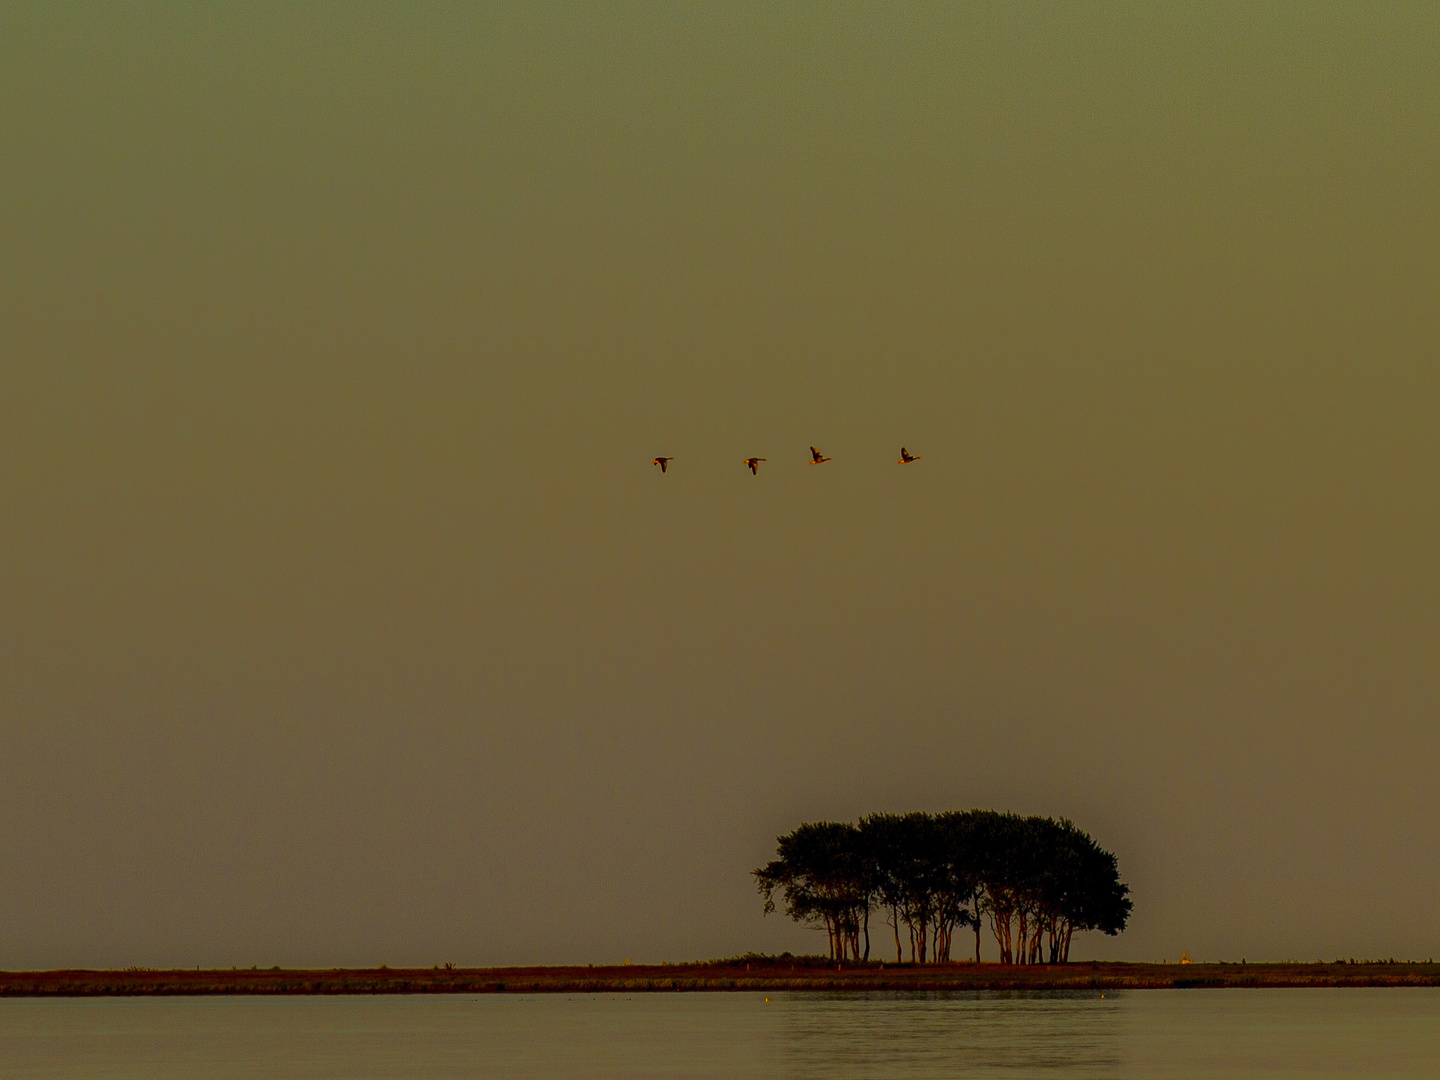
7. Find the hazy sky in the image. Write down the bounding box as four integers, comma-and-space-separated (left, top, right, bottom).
2, 2, 1438, 968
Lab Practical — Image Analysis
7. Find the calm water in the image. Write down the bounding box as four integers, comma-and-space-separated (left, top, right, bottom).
3, 989, 1439, 1078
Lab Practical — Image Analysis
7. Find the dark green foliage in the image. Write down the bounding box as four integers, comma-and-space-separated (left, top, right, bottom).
754, 821, 873, 962
754, 810, 1131, 964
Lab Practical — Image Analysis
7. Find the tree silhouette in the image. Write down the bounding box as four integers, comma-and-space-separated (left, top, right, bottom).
754, 821, 872, 961
756, 809, 1130, 964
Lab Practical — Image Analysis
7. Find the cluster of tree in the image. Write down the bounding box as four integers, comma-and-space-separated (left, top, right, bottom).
753, 811, 1131, 965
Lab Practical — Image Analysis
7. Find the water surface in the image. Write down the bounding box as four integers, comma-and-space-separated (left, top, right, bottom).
3, 989, 1438, 1078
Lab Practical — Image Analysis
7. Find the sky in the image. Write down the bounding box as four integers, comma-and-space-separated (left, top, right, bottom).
2, 2, 1438, 969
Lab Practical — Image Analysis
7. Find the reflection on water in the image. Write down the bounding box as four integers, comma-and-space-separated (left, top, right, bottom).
775, 991, 1121, 1079
3, 988, 1440, 1079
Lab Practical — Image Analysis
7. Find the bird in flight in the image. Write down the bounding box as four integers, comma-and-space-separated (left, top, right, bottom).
652, 457, 673, 473
809, 446, 831, 464
743, 457, 766, 475
898, 447, 920, 464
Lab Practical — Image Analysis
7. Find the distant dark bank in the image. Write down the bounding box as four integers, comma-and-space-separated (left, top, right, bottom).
4, 962, 1440, 997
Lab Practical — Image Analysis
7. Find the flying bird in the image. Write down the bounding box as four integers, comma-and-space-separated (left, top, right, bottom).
809, 446, 831, 464
743, 457, 766, 475
652, 457, 673, 473
898, 447, 920, 464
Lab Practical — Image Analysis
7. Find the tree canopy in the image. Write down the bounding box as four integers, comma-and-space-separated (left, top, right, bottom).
754, 810, 1131, 964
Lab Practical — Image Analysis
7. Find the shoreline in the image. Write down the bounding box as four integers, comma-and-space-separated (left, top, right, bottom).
3, 962, 1439, 996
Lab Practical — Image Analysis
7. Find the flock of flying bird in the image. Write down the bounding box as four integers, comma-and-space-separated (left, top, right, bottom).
651, 446, 920, 474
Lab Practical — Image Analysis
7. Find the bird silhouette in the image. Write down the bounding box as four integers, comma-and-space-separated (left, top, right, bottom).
652, 457, 673, 473
898, 447, 920, 464
743, 457, 766, 475
809, 446, 831, 464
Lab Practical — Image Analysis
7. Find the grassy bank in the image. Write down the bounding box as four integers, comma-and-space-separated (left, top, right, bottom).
3, 961, 1440, 996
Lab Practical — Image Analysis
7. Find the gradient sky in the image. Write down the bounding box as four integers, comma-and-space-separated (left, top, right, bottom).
2, 2, 1438, 968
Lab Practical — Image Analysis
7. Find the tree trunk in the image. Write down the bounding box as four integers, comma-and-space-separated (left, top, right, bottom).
892, 907, 902, 964
863, 906, 871, 962
973, 900, 982, 963
991, 911, 1012, 965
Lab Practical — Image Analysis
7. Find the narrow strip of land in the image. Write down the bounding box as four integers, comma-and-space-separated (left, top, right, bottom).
3, 962, 1438, 996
